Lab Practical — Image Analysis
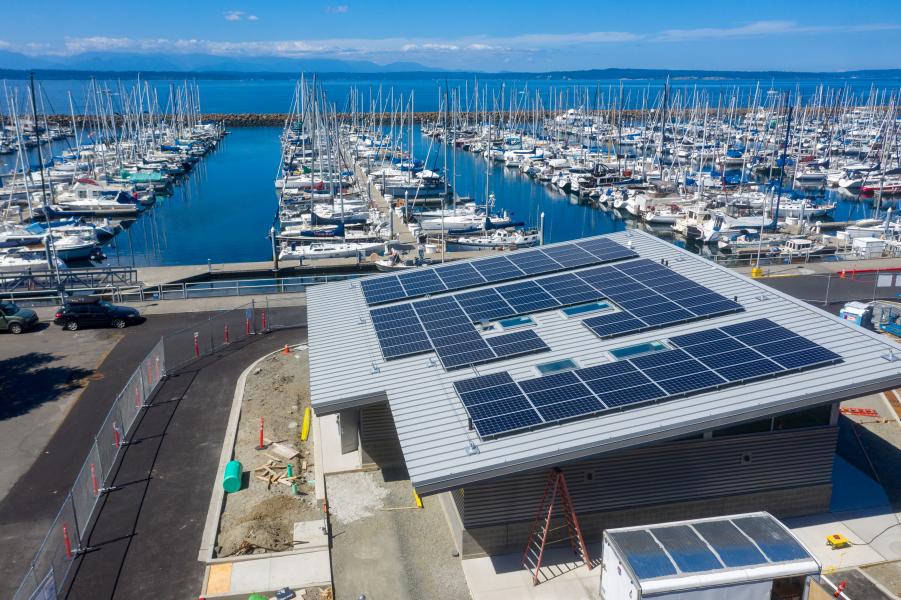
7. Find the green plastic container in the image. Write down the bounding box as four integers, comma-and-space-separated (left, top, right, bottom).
223, 460, 242, 493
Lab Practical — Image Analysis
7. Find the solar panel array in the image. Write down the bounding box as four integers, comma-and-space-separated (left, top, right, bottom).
610, 514, 810, 580
370, 295, 550, 370
580, 259, 743, 339
453, 318, 841, 438
359, 237, 637, 305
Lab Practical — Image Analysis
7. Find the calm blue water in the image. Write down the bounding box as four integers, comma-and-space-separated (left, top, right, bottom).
10, 76, 901, 115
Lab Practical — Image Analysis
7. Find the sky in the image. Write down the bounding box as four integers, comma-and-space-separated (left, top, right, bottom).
1, 0, 900, 72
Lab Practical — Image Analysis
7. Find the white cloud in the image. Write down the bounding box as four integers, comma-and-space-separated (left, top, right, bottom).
25, 20, 900, 69
656, 20, 901, 42
325, 5, 349, 13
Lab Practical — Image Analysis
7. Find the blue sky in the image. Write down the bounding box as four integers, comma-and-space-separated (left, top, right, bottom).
2, 0, 900, 71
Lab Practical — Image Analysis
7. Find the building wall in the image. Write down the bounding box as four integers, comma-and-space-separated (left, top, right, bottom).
459, 426, 837, 557
359, 401, 404, 470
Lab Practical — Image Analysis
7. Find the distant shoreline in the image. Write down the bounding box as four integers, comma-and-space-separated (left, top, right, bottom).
2, 67, 901, 82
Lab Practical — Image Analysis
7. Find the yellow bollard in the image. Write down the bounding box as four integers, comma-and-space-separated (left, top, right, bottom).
751, 266, 763, 278
301, 407, 311, 442
412, 489, 423, 509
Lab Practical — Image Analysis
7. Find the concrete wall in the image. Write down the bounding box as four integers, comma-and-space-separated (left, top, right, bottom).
458, 426, 837, 557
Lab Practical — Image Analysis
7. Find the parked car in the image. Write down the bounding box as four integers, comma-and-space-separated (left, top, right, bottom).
0, 301, 39, 334
54, 298, 142, 331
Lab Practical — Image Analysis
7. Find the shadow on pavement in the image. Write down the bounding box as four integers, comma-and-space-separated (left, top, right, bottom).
0, 352, 92, 420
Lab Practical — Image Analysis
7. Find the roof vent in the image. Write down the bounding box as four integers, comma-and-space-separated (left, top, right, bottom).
370, 363, 381, 374
882, 350, 900, 363
465, 440, 480, 456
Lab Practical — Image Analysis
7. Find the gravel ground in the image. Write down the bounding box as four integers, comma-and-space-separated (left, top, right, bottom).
215, 347, 321, 557
325, 471, 390, 525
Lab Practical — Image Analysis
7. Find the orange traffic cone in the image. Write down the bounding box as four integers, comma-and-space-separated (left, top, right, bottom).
283, 344, 291, 354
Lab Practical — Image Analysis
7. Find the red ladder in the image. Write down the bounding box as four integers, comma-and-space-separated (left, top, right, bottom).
521, 467, 592, 585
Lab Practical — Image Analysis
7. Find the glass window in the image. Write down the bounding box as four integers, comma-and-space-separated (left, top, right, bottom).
773, 404, 832, 431
536, 359, 578, 375
561, 301, 611, 317
498, 316, 534, 330
610, 341, 669, 360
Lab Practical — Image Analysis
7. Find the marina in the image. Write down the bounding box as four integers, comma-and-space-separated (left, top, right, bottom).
3, 32, 901, 600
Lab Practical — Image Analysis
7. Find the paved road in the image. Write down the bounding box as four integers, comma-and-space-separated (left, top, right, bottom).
756, 273, 901, 315
63, 317, 305, 598
0, 307, 305, 599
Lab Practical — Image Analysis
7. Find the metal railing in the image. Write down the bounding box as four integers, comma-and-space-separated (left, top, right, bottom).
0, 267, 139, 294
2, 273, 359, 307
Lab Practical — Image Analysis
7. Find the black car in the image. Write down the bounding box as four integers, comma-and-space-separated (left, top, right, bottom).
54, 298, 142, 331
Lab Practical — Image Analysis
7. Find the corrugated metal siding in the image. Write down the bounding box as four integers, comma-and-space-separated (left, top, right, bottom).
359, 402, 404, 468
307, 230, 901, 494
461, 426, 838, 528
451, 488, 465, 519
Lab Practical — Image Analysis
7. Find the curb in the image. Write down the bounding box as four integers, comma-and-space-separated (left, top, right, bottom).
196, 343, 307, 562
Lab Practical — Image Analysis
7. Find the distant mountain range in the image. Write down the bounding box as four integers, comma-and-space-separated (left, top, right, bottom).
0, 49, 434, 74
0, 49, 899, 80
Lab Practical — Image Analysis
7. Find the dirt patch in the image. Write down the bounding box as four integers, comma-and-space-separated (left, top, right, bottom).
215, 347, 321, 557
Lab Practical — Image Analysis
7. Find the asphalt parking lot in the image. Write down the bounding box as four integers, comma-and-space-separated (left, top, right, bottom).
0, 303, 306, 599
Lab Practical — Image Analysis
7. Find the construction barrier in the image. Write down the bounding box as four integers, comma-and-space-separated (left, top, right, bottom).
13, 298, 303, 599
12, 340, 167, 600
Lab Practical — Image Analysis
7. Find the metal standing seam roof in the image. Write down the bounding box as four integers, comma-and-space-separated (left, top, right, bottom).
604, 511, 821, 594
307, 230, 901, 494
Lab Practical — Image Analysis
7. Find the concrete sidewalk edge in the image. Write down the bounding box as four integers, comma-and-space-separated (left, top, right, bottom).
197, 345, 295, 563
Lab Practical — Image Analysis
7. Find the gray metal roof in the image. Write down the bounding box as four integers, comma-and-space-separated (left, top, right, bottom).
308, 230, 901, 494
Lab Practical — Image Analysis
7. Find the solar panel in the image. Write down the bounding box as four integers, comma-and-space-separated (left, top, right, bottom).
507, 249, 562, 275
578, 259, 745, 340
452, 318, 842, 438
454, 288, 517, 323
433, 262, 486, 288
540, 244, 599, 268
364, 295, 551, 370
486, 330, 550, 359
360, 238, 638, 305
361, 276, 407, 305
473, 256, 524, 283
496, 280, 561, 313
453, 373, 544, 438
535, 274, 607, 305
397, 270, 446, 296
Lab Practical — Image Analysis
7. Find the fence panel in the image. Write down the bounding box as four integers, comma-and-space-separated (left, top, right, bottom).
95, 400, 125, 482
31, 497, 78, 598
70, 442, 103, 539
163, 325, 203, 371
142, 338, 166, 394
117, 371, 144, 435
10, 566, 39, 600
264, 296, 307, 331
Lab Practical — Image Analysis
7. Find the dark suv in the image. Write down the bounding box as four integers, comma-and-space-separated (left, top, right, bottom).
54, 298, 142, 331
0, 301, 39, 334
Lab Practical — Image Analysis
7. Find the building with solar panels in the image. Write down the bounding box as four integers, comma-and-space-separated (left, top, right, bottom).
600, 512, 821, 600
307, 230, 901, 559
